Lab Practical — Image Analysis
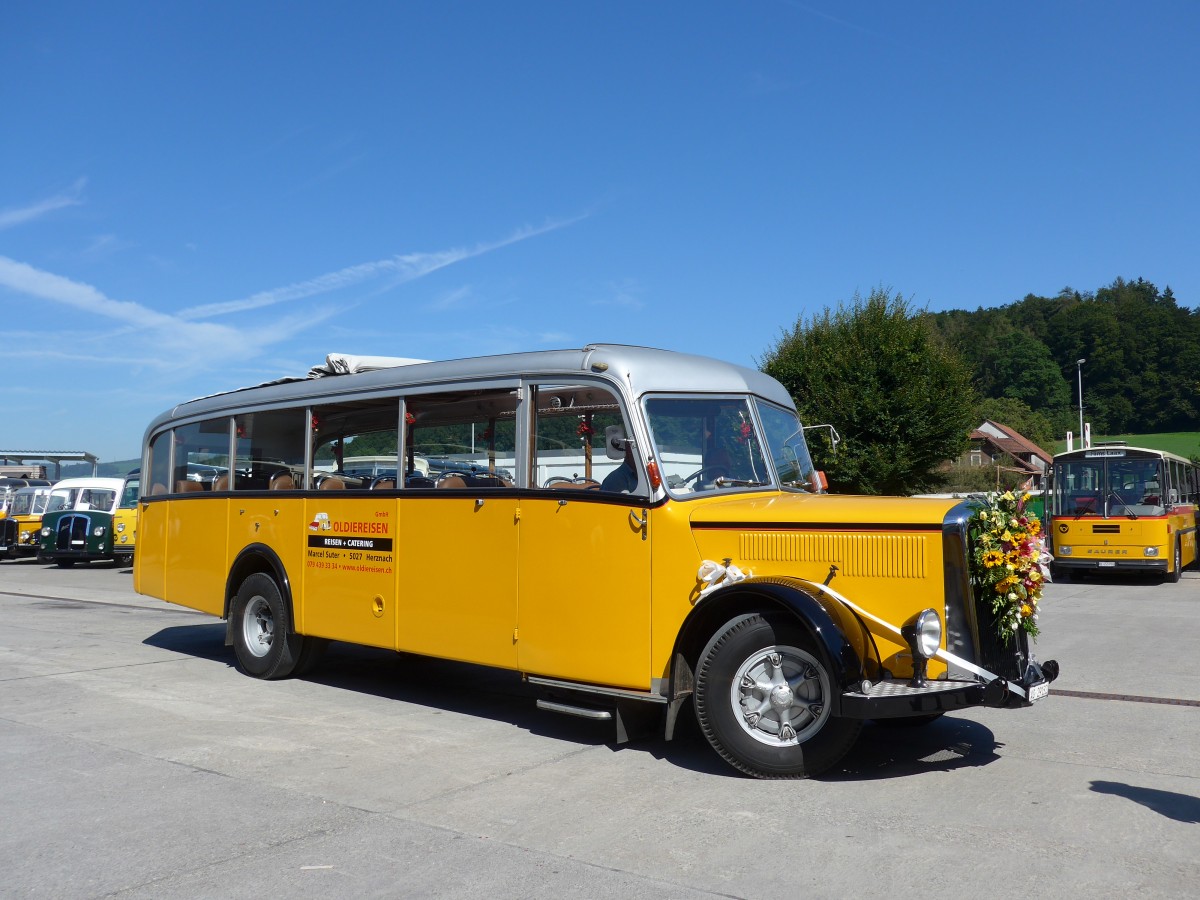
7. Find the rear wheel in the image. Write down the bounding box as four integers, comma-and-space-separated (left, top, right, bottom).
231, 573, 307, 679
55, 559, 76, 568
694, 614, 861, 779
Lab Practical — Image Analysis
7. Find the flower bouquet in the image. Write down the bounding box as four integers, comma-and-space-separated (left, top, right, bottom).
966, 491, 1051, 643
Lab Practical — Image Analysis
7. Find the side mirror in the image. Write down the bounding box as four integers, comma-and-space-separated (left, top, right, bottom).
605, 425, 634, 460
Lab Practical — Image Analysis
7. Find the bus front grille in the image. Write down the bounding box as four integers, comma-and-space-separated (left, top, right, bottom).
55, 515, 90, 551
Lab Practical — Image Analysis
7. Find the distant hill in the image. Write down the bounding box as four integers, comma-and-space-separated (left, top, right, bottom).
52, 459, 140, 480
1052, 432, 1200, 459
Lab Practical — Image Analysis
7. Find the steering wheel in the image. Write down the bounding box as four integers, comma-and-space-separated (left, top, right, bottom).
682, 466, 729, 488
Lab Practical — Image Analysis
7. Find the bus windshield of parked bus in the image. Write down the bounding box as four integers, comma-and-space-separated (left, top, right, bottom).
1052, 450, 1170, 518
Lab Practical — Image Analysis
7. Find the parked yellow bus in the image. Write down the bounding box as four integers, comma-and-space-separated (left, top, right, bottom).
1049, 444, 1198, 582
135, 346, 1057, 778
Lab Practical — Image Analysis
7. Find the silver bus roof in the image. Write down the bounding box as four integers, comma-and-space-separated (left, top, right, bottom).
146, 344, 795, 437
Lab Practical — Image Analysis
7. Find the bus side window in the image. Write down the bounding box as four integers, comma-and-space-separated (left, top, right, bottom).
530, 383, 629, 492
235, 409, 305, 491
147, 429, 173, 499
407, 387, 517, 487
310, 396, 402, 489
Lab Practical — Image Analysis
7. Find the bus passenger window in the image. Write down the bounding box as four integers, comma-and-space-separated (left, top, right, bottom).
310, 396, 401, 489
407, 388, 517, 487
531, 383, 629, 492
172, 418, 232, 494
235, 409, 306, 490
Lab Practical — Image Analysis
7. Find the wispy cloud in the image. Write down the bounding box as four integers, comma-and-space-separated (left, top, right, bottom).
179, 216, 587, 320
82, 233, 136, 260
0, 255, 329, 376
427, 285, 474, 311
0, 178, 87, 229
782, 1, 891, 42
590, 279, 644, 310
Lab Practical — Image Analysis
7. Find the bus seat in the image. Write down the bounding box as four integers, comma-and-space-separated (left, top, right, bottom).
370, 477, 396, 490
404, 475, 436, 488
555, 479, 600, 491
212, 474, 230, 491
318, 475, 346, 490
269, 472, 295, 490
150, 483, 168, 496
437, 474, 468, 489
467, 473, 507, 488
174, 480, 204, 493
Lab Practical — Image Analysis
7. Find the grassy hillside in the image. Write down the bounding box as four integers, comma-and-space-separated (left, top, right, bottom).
1053, 432, 1200, 458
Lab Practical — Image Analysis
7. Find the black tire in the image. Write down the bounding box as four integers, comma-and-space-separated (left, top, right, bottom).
231, 573, 306, 679
1051, 564, 1070, 584
1167, 540, 1182, 583
694, 614, 862, 779
55, 559, 76, 568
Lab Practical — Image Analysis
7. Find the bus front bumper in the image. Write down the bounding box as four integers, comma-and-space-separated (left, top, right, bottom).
838, 659, 1058, 719
1053, 558, 1167, 575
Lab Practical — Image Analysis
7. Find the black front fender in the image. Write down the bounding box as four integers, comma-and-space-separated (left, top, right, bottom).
670, 576, 880, 717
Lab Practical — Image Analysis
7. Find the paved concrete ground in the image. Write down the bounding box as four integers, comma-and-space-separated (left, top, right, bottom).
1, 558, 1198, 899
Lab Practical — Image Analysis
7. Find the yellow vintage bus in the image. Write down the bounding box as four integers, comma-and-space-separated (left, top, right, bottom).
0, 485, 52, 560
1049, 443, 1198, 582
112, 470, 139, 564
135, 346, 1057, 778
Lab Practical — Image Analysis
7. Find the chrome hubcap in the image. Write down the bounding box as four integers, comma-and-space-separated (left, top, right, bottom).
731, 645, 830, 746
242, 595, 274, 658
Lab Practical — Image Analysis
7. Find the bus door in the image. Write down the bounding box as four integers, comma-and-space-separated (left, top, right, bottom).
395, 384, 521, 668
516, 383, 652, 690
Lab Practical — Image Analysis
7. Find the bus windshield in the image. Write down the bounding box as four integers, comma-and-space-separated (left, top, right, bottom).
644, 396, 817, 496
1052, 455, 1165, 518
757, 402, 820, 491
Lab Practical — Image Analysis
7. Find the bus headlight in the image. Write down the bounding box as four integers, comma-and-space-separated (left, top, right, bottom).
1058, 546, 1073, 556
40, 527, 50, 537
903, 609, 942, 659
1144, 547, 1159, 557
116, 522, 125, 533
901, 608, 941, 689
93, 526, 106, 537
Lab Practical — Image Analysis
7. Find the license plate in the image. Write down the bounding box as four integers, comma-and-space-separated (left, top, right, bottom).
1097, 561, 1116, 567
1027, 682, 1049, 703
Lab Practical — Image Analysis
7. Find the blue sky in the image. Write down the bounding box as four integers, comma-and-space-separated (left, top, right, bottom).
3, 2, 1197, 461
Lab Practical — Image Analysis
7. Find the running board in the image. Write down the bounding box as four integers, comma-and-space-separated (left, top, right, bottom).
533, 694, 662, 744
536, 699, 613, 720
525, 675, 667, 704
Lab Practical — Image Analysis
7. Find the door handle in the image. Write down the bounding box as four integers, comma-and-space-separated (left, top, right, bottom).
629, 508, 647, 539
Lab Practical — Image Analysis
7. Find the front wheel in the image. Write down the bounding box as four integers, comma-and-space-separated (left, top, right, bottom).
231, 573, 307, 679
55, 559, 76, 568
1167, 540, 1182, 583
694, 614, 861, 779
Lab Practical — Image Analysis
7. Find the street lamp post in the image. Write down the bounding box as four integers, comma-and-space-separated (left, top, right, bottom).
1076, 358, 1086, 443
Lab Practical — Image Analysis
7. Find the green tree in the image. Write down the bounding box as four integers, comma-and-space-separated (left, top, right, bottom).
760, 288, 978, 495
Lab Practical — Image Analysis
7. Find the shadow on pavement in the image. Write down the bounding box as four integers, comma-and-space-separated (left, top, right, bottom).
143, 622, 996, 780
1090, 780, 1200, 823
821, 715, 1001, 781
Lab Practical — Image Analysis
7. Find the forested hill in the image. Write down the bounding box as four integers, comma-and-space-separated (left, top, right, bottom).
930, 277, 1200, 438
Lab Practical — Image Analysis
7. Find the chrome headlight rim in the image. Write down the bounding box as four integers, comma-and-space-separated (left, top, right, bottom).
904, 608, 942, 659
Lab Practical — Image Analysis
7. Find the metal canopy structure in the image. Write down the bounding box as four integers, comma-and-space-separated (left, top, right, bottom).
0, 451, 100, 479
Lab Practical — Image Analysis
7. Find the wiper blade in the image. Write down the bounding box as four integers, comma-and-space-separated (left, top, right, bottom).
715, 478, 768, 487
